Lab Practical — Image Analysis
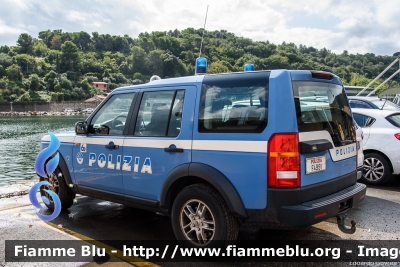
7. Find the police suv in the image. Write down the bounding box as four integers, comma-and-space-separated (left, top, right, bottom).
39, 61, 366, 247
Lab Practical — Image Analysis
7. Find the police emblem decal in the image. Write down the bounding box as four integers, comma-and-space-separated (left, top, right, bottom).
76, 152, 84, 164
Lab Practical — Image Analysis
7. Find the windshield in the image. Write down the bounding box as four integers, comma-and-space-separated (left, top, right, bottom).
370, 99, 400, 110
293, 81, 355, 147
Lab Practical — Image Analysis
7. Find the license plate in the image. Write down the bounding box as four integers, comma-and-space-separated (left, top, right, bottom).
306, 156, 326, 174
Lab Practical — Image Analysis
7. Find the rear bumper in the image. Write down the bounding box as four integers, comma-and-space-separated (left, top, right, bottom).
244, 171, 367, 229
277, 183, 366, 228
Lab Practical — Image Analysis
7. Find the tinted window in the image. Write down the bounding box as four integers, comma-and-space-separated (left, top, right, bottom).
89, 93, 135, 135
167, 90, 185, 137
349, 100, 373, 109
135, 90, 185, 137
293, 81, 355, 146
199, 72, 269, 133
386, 114, 400, 128
353, 113, 375, 127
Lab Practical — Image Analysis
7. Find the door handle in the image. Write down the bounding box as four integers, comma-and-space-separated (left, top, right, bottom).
164, 147, 184, 153
105, 141, 119, 149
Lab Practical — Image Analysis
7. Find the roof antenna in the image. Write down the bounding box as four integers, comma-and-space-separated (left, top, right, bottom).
195, 5, 209, 75
199, 5, 209, 58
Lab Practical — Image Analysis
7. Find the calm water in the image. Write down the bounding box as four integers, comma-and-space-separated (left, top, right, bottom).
0, 115, 87, 186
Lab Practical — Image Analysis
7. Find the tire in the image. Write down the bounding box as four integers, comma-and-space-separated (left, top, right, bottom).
171, 184, 239, 248
361, 153, 391, 185
39, 166, 76, 211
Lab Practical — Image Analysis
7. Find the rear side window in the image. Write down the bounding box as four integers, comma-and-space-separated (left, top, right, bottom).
293, 81, 355, 146
353, 113, 375, 127
386, 114, 400, 128
135, 90, 185, 137
199, 72, 269, 133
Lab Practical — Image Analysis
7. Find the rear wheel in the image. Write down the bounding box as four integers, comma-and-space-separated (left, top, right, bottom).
171, 184, 239, 248
361, 153, 391, 185
39, 166, 75, 210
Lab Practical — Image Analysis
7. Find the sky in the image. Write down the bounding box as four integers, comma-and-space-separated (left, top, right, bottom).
0, 0, 399, 56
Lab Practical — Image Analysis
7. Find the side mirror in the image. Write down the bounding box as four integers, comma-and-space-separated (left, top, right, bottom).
75, 121, 88, 135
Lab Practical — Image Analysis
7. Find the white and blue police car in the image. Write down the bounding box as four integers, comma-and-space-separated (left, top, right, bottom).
39, 59, 366, 248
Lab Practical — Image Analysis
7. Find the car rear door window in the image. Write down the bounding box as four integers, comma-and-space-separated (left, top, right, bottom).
353, 113, 375, 127
135, 90, 185, 137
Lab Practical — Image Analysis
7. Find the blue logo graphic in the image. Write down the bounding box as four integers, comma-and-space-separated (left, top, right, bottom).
30, 131, 62, 221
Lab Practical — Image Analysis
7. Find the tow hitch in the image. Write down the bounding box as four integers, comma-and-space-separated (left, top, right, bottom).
336, 214, 356, 234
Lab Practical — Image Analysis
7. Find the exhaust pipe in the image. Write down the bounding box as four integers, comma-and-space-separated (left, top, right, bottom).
336, 214, 356, 234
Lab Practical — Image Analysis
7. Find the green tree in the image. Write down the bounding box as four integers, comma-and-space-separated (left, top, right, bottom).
130, 46, 147, 74
60, 41, 82, 72
16, 33, 34, 54
32, 40, 49, 57
15, 54, 36, 75
0, 79, 7, 89
119, 61, 130, 76
147, 50, 164, 76
50, 35, 62, 50
81, 52, 103, 74
208, 61, 229, 74
72, 31, 92, 51
0, 53, 13, 68
27, 74, 41, 91
6, 64, 21, 80
0, 45, 10, 54
38, 30, 54, 47
263, 54, 290, 69
54, 83, 62, 92
163, 53, 187, 77
59, 77, 73, 90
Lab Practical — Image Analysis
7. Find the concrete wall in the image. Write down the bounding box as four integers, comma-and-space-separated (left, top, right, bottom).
0, 101, 99, 112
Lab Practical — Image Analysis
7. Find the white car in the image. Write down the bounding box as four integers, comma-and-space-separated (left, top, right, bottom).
83, 108, 94, 113
62, 108, 74, 113
352, 108, 400, 184
354, 120, 364, 180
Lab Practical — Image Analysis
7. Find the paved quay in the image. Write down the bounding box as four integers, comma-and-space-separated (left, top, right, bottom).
0, 180, 134, 267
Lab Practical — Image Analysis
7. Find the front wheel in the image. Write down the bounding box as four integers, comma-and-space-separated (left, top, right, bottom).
171, 184, 239, 248
361, 153, 391, 185
39, 166, 76, 210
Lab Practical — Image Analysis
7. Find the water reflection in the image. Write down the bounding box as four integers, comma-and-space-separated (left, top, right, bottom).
0, 115, 87, 186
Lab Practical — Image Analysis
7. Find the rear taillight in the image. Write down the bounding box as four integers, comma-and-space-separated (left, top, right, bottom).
268, 133, 300, 188
310, 71, 334, 80
395, 133, 400, 140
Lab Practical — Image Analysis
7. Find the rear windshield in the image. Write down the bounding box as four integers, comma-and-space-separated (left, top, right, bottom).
386, 114, 400, 128
370, 99, 400, 110
293, 81, 355, 146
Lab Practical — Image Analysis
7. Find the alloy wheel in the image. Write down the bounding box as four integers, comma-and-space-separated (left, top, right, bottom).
364, 157, 385, 182
180, 199, 215, 246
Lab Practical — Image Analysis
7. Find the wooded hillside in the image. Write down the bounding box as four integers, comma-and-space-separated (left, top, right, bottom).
0, 28, 399, 101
